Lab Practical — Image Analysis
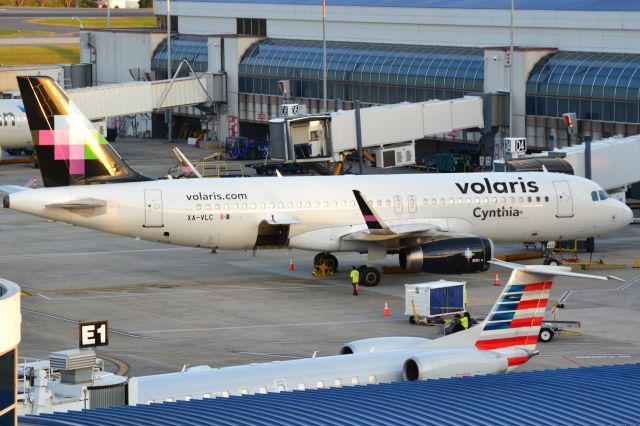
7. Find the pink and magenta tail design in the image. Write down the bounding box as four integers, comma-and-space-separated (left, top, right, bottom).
475, 273, 551, 364
17, 76, 148, 187
353, 190, 383, 230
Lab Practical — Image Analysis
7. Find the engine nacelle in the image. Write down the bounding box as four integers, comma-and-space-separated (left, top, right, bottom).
399, 237, 493, 274
339, 337, 431, 355
403, 349, 509, 381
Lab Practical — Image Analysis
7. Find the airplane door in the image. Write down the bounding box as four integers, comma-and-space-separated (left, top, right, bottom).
144, 189, 163, 227
394, 195, 403, 214
553, 181, 574, 218
408, 195, 417, 213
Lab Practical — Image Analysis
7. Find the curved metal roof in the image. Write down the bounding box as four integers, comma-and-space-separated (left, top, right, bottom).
526, 52, 640, 123
171, 0, 640, 12
528, 52, 640, 101
22, 363, 640, 426
240, 39, 484, 90
151, 36, 208, 79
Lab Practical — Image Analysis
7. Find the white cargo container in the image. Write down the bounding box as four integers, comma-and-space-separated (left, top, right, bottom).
404, 280, 466, 320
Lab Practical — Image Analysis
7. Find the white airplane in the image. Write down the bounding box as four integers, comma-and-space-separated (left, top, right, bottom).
0, 99, 32, 160
1, 76, 634, 285
127, 261, 616, 403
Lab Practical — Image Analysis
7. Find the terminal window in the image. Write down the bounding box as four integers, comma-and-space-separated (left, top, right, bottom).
0, 349, 15, 412
237, 18, 266, 36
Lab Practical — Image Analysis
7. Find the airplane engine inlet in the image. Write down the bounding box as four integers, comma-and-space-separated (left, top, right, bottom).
402, 350, 509, 381
339, 337, 431, 355
399, 237, 493, 274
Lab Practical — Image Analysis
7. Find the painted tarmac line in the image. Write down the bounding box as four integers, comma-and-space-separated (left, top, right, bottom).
0, 247, 198, 261
236, 351, 302, 359
134, 318, 406, 334
22, 308, 147, 339
616, 274, 640, 291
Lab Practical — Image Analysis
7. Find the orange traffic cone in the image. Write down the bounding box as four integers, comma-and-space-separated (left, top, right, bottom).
494, 273, 501, 286
289, 258, 295, 271
383, 302, 390, 317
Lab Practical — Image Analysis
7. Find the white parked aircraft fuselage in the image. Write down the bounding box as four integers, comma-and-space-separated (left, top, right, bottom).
7, 172, 631, 253
0, 100, 31, 153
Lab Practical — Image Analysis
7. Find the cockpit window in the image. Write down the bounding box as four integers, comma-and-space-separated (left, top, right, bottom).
592, 190, 609, 201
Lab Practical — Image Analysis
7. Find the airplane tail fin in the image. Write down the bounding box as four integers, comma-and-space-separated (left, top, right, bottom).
435, 260, 613, 366
16, 76, 149, 187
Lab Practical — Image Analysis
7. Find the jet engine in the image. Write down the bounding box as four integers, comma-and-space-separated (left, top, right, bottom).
402, 349, 508, 381
339, 337, 431, 355
398, 237, 493, 274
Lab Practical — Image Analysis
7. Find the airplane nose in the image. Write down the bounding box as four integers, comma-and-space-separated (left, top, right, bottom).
2, 195, 8, 209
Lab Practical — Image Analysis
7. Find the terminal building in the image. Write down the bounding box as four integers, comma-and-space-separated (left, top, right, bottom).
78, 0, 640, 160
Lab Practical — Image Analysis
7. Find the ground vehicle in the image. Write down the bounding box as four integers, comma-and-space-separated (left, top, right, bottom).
224, 136, 269, 160
248, 162, 308, 176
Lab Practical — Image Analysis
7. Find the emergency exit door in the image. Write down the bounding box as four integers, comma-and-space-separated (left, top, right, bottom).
553, 181, 574, 218
144, 189, 163, 227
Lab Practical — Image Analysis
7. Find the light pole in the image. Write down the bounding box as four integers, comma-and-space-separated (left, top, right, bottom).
322, 0, 327, 112
508, 0, 514, 137
106, 0, 111, 29
166, 0, 172, 141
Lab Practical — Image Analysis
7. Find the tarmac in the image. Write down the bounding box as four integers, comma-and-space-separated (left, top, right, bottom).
1, 137, 639, 378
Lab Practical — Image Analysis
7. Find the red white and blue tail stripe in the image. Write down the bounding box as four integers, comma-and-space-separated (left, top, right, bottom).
475, 272, 551, 365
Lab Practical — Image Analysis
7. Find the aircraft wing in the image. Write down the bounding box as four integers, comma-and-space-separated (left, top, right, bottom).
346, 190, 440, 241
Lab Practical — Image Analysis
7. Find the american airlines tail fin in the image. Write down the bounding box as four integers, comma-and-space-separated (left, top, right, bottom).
436, 260, 614, 360
16, 76, 149, 187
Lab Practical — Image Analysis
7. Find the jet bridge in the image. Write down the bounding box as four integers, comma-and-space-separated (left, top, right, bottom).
66, 76, 213, 120
269, 97, 484, 167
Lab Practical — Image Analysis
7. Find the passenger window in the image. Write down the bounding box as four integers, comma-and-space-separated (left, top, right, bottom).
216, 204, 221, 210
491, 197, 497, 204
351, 377, 359, 385
315, 201, 320, 208
510, 197, 515, 203
535, 197, 540, 203
449, 198, 454, 204
278, 202, 284, 209
423, 199, 428, 206
233, 203, 238, 210
466, 198, 471, 204
458, 198, 463, 204
440, 198, 446, 205
305, 201, 311, 208
544, 196, 549, 202
323, 201, 329, 207
269, 202, 275, 209
206, 204, 211, 210
298, 383, 306, 390
333, 379, 342, 387
196, 204, 202, 210
432, 198, 437, 205
475, 198, 480, 204
483, 197, 489, 204
332, 201, 338, 207
377, 200, 382, 206
316, 381, 325, 388
287, 202, 293, 209
518, 196, 524, 203
527, 197, 532, 203
386, 200, 391, 207
350, 200, 356, 207
224, 204, 229, 210
296, 202, 302, 208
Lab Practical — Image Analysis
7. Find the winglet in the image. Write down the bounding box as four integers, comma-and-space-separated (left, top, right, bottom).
352, 190, 386, 231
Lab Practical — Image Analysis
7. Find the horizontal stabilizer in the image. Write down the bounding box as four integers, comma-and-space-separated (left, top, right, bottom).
489, 259, 619, 281
46, 198, 107, 210
0, 185, 32, 194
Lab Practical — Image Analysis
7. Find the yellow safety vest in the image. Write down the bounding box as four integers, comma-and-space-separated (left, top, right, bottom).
460, 316, 469, 329
350, 269, 359, 283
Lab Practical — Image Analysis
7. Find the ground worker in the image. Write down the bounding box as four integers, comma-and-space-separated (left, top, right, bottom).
350, 266, 360, 296
460, 312, 469, 329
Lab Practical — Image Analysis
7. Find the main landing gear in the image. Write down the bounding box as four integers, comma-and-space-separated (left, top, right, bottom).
312, 252, 382, 286
357, 265, 381, 287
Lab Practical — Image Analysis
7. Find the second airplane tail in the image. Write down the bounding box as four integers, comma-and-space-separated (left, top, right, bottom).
17, 76, 149, 187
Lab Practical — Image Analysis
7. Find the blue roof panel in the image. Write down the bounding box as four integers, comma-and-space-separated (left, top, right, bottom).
21, 363, 640, 426
171, 0, 640, 12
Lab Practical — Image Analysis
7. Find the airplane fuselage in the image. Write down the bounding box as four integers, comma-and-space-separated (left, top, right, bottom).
0, 100, 31, 153
5, 172, 632, 254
